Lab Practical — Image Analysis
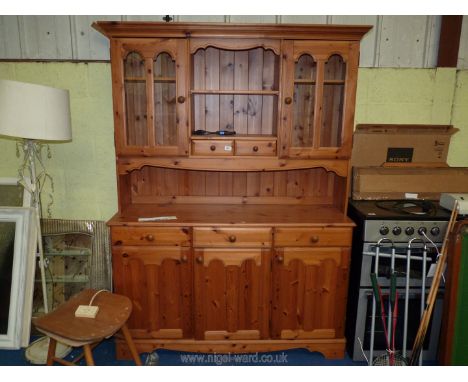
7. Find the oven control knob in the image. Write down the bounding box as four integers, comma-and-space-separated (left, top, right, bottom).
418, 227, 427, 236
405, 227, 415, 236
392, 226, 402, 236
430, 227, 440, 236
379, 226, 389, 235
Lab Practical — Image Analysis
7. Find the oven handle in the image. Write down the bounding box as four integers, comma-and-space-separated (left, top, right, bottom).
363, 251, 432, 262
363, 289, 443, 298
363, 290, 424, 298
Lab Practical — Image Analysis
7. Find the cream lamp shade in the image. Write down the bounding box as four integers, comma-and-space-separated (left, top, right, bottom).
0, 79, 72, 141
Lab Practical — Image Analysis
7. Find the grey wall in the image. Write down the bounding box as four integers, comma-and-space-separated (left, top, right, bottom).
0, 15, 467, 68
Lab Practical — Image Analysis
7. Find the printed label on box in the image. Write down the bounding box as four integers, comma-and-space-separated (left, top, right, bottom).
386, 147, 414, 163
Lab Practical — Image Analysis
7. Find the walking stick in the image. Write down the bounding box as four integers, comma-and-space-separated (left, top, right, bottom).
409, 201, 458, 365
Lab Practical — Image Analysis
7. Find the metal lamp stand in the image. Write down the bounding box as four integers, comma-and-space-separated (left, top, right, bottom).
21, 139, 71, 364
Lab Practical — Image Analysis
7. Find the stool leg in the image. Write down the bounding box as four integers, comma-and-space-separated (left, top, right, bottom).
120, 323, 142, 365
83, 344, 95, 366
46, 338, 57, 366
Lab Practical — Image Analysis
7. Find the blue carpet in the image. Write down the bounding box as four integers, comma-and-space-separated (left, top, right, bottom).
0, 338, 365, 366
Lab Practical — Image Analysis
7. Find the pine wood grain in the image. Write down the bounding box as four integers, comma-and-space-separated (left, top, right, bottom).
112, 247, 192, 338
108, 204, 355, 226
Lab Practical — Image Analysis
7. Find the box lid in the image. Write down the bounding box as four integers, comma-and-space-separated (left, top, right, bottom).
355, 124, 458, 135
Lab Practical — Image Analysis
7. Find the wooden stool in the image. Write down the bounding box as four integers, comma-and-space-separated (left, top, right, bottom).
33, 289, 142, 366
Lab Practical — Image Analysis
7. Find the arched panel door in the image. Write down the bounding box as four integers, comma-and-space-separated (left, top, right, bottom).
279, 41, 359, 159
271, 247, 350, 340
110, 39, 189, 156
193, 248, 270, 340
112, 246, 193, 339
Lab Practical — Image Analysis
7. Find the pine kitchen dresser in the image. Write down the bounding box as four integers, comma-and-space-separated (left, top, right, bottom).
93, 21, 371, 359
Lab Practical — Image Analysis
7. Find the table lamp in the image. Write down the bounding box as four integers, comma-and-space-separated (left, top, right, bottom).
0, 79, 72, 363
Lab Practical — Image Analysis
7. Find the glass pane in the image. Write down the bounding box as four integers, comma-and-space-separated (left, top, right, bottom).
321, 55, 346, 147
320, 83, 344, 147
0, 222, 15, 334
295, 54, 317, 81
324, 54, 346, 81
292, 55, 317, 147
124, 52, 148, 146
153, 52, 177, 146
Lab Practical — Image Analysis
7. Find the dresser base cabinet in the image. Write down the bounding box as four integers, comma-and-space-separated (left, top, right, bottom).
110, 222, 353, 359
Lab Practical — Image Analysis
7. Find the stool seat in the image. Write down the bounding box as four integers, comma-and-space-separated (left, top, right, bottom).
32, 289, 141, 366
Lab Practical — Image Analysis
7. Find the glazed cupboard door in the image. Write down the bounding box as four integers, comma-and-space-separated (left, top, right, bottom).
279, 41, 359, 159
193, 248, 270, 340
110, 38, 189, 156
271, 247, 350, 340
112, 247, 192, 339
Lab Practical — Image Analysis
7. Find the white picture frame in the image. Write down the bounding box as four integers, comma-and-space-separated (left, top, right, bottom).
0, 177, 32, 208
0, 207, 36, 349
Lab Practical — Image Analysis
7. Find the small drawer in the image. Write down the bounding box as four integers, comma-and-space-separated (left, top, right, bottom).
274, 227, 352, 247
111, 226, 190, 246
193, 227, 272, 247
235, 140, 277, 156
191, 140, 234, 156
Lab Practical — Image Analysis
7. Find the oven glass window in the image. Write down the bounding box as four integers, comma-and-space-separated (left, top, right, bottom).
363, 290, 435, 352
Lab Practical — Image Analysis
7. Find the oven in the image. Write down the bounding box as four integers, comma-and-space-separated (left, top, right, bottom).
345, 200, 451, 363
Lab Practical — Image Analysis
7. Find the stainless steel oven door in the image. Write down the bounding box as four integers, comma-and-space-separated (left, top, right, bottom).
360, 243, 440, 288
350, 288, 443, 362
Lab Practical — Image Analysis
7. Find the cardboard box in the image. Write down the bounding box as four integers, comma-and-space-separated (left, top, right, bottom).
351, 124, 458, 167
352, 167, 468, 200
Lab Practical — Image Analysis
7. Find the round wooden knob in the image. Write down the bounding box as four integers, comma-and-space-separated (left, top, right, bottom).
228, 235, 237, 243
122, 253, 129, 258
196, 256, 203, 264
284, 97, 292, 105
146, 234, 155, 242
210, 145, 216, 151
277, 255, 284, 263
252, 146, 259, 152
180, 254, 188, 263
177, 96, 186, 104
310, 236, 319, 243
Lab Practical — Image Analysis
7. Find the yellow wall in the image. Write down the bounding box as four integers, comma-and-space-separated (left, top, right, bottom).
0, 63, 467, 221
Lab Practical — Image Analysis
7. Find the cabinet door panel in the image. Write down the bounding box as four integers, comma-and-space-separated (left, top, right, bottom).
112, 247, 192, 339
112, 38, 188, 156
279, 41, 359, 159
271, 247, 350, 339
194, 248, 270, 340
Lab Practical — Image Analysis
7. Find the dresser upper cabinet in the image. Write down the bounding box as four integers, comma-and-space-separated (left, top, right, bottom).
99, 23, 369, 161
110, 38, 189, 156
